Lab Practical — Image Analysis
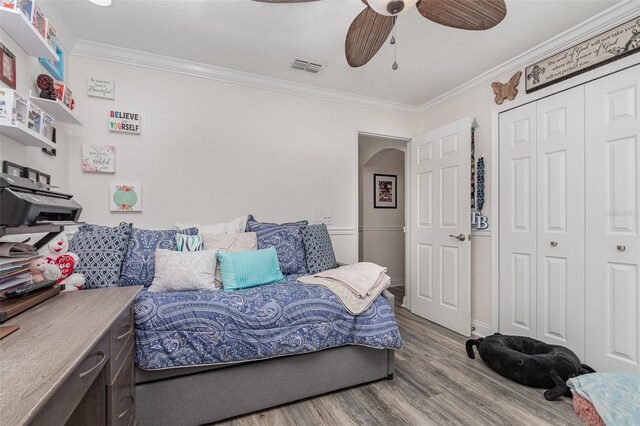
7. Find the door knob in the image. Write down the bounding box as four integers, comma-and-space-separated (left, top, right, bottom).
617, 245, 626, 251
449, 234, 466, 241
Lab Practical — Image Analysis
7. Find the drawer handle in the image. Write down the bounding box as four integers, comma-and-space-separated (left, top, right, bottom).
78, 351, 106, 379
117, 325, 133, 341
118, 395, 134, 419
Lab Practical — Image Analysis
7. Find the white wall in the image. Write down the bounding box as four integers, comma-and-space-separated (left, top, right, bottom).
66, 55, 419, 263
358, 143, 406, 286
418, 75, 521, 326
361, 151, 405, 285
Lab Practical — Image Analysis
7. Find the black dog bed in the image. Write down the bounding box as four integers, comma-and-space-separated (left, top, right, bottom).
466, 333, 595, 400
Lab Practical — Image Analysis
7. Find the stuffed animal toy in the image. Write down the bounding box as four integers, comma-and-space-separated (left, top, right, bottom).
39, 233, 86, 292
29, 258, 61, 282
466, 333, 595, 400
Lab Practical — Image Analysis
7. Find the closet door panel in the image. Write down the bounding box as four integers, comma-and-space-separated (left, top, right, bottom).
585, 65, 640, 372
499, 103, 537, 337
535, 86, 585, 358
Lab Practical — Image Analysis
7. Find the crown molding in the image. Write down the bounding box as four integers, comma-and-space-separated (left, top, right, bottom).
70, 1, 639, 120
70, 39, 422, 117
417, 1, 640, 116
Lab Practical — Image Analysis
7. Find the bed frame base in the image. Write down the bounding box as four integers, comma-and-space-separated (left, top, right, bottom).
136, 346, 394, 426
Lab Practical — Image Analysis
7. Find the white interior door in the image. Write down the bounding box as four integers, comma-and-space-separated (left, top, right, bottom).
585, 65, 640, 372
535, 86, 585, 358
409, 117, 471, 336
499, 103, 538, 338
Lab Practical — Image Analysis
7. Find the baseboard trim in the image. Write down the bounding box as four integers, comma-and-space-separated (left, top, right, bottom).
471, 320, 492, 338
388, 279, 405, 288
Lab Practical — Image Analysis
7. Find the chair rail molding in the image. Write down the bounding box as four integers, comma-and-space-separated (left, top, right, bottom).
327, 227, 355, 236
358, 226, 405, 232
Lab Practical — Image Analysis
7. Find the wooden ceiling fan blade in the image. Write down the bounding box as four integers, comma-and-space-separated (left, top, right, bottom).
345, 7, 394, 68
416, 0, 506, 31
252, 0, 321, 3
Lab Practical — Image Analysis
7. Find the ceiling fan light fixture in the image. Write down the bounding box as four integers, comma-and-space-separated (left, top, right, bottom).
368, 0, 418, 16
88, 0, 112, 6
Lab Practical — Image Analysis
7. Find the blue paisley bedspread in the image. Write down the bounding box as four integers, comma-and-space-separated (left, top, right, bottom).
134, 275, 403, 370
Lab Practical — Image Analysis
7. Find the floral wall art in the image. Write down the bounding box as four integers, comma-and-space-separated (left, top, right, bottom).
82, 144, 115, 173
110, 184, 142, 212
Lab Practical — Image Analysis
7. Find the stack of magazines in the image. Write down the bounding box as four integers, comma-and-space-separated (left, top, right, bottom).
0, 257, 41, 297
0, 242, 49, 299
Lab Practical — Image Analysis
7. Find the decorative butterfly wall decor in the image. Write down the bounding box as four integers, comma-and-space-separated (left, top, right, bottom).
491, 71, 522, 105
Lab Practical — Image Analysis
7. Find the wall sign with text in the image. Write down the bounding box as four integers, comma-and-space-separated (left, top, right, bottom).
525, 16, 640, 93
109, 110, 141, 134
82, 144, 115, 173
88, 77, 115, 99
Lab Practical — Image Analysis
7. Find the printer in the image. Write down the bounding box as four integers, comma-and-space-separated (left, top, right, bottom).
0, 173, 82, 226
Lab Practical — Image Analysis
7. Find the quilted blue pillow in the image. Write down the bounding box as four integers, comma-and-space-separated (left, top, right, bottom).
119, 227, 197, 287
69, 222, 131, 289
301, 224, 337, 274
246, 215, 308, 275
217, 247, 284, 292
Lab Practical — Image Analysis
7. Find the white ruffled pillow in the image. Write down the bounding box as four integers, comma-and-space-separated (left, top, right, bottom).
174, 215, 248, 234
148, 249, 217, 292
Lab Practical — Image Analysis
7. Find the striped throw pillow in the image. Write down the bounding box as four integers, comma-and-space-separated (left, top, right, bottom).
176, 233, 204, 252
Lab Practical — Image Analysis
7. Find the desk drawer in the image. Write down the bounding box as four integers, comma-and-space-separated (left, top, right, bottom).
109, 305, 134, 382
108, 344, 135, 426
33, 333, 110, 426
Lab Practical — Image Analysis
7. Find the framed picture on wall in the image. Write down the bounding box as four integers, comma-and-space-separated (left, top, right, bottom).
25, 167, 39, 182
37, 172, 50, 187
374, 174, 397, 209
1, 43, 16, 89
2, 161, 25, 177
42, 127, 57, 156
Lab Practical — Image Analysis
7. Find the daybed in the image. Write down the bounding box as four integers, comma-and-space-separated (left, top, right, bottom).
134, 281, 399, 426
66, 219, 403, 425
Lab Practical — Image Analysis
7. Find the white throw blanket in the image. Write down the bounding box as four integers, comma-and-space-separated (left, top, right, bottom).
298, 273, 391, 315
314, 262, 388, 298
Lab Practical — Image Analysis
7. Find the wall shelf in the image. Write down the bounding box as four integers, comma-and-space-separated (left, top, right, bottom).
29, 96, 83, 126
0, 123, 56, 149
0, 9, 57, 62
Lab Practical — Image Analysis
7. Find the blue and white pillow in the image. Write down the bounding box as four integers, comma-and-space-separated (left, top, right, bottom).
301, 224, 337, 274
69, 222, 131, 289
118, 227, 197, 287
246, 215, 308, 275
176, 233, 204, 252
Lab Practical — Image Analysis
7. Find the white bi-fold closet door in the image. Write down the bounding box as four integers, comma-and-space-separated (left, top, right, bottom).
585, 66, 640, 372
499, 64, 640, 372
499, 86, 586, 358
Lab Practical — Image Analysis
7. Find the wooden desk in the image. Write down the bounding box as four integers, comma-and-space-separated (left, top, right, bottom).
0, 286, 141, 426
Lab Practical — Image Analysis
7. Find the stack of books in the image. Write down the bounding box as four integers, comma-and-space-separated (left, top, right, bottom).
0, 256, 40, 298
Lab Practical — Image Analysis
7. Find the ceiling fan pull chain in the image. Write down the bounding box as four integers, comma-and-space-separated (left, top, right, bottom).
392, 16, 398, 70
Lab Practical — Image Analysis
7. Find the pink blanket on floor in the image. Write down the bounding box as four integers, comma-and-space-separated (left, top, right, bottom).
573, 394, 605, 426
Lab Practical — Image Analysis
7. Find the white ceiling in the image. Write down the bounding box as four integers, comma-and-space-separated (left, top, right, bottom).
46, 0, 620, 106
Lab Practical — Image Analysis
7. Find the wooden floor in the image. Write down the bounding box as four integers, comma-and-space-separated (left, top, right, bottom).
219, 287, 581, 426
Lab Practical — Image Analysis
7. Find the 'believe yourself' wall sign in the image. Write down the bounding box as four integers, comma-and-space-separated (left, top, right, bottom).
109, 110, 141, 134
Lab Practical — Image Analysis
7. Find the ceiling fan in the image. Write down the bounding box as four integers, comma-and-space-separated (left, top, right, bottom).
253, 0, 507, 69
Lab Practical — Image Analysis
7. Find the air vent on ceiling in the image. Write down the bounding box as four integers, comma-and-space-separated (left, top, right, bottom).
289, 58, 325, 75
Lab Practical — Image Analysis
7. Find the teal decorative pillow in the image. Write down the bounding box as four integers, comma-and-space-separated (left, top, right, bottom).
217, 247, 284, 292
176, 233, 204, 252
